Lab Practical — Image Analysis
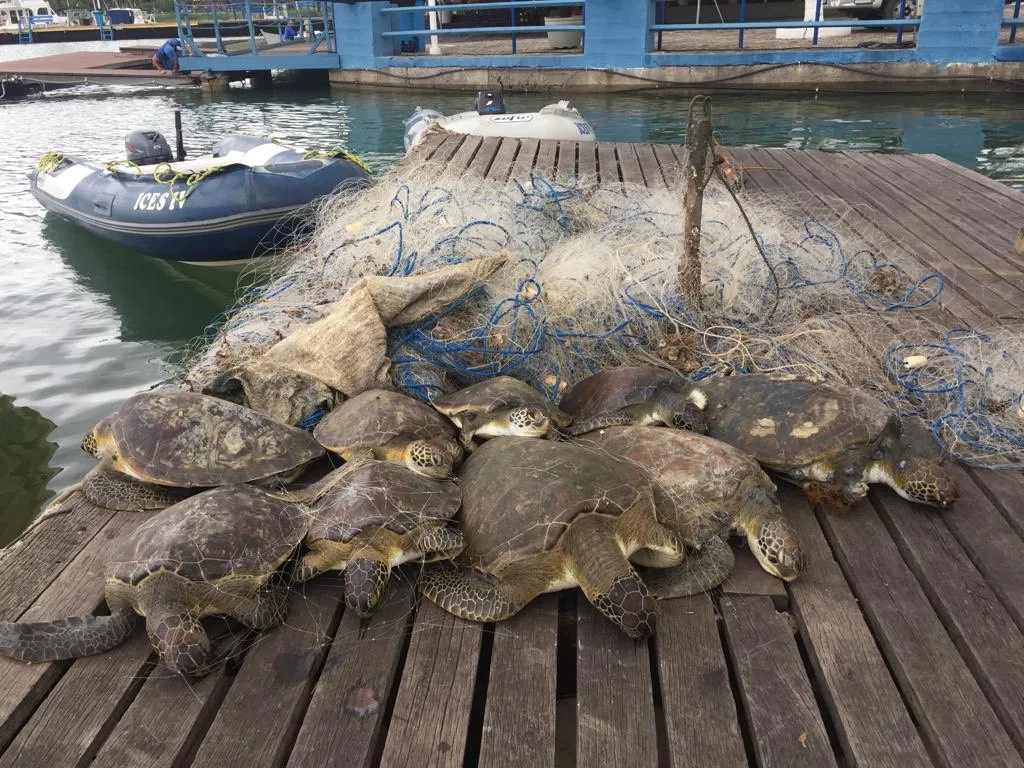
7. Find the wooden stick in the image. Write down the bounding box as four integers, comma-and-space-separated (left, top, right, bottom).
680, 96, 713, 312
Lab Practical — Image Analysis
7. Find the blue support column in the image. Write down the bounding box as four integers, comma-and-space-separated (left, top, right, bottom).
917, 0, 1005, 63
581, 0, 654, 69
333, 1, 400, 67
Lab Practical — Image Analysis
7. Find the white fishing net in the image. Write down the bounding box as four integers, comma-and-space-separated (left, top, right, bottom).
177, 156, 1024, 468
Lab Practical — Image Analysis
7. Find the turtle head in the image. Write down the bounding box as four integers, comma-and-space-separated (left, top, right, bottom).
81, 418, 113, 460
146, 612, 211, 677
748, 517, 806, 582
506, 406, 551, 438
866, 419, 959, 508
405, 439, 455, 479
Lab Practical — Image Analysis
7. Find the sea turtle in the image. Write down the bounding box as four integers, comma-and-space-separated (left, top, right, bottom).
699, 373, 958, 508
313, 389, 461, 479
0, 484, 309, 676
430, 376, 572, 452
295, 459, 464, 617
578, 426, 805, 596
78, 390, 325, 512
419, 437, 686, 638
559, 366, 709, 437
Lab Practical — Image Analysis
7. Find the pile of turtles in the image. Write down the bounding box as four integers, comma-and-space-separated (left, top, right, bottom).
0, 367, 959, 675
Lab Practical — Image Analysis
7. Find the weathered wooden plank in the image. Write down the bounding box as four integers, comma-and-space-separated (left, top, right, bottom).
634, 143, 666, 189
597, 142, 620, 187
0, 508, 148, 752
511, 138, 540, 184
652, 142, 681, 186
484, 137, 520, 183
378, 601, 482, 768
783, 487, 932, 768
576, 599, 658, 768
656, 594, 746, 768
446, 134, 485, 177
535, 138, 558, 179
428, 133, 470, 172
871, 486, 1024, 752
937, 466, 1024, 632
478, 595, 558, 767
467, 135, 503, 178
721, 594, 837, 768
616, 143, 645, 187
91, 655, 229, 768
919, 152, 1024, 210
967, 466, 1024, 538
287, 579, 414, 768
577, 140, 597, 183
721, 539, 788, 607
190, 577, 344, 767
0, 493, 115, 621
0, 631, 154, 768
818, 499, 1022, 767
555, 140, 577, 183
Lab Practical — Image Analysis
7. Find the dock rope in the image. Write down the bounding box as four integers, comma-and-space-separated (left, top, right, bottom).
302, 146, 372, 175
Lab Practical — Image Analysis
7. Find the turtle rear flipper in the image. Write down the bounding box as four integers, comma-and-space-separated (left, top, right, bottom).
640, 538, 735, 599
0, 611, 137, 662
419, 560, 520, 623
82, 467, 190, 511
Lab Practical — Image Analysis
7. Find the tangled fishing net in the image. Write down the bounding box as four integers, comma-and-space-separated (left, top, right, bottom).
179, 149, 1024, 469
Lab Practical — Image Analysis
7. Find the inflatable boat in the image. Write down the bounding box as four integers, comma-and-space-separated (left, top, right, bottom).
29, 132, 373, 266
404, 91, 597, 152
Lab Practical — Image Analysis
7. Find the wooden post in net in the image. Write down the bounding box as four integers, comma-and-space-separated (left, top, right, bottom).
679, 96, 714, 312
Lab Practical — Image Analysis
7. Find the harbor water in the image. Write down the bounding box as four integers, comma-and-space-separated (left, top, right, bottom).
1, 41, 1023, 544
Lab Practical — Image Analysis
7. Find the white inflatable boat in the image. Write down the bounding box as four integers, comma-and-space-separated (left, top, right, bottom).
404, 91, 597, 152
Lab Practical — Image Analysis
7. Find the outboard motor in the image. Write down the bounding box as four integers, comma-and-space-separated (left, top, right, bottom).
124, 130, 173, 165
475, 90, 506, 115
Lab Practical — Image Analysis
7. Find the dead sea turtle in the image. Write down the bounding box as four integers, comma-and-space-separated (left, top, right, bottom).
296, 460, 464, 617
79, 391, 325, 511
700, 373, 958, 508
0, 484, 309, 676
559, 366, 709, 437
419, 437, 685, 638
578, 426, 805, 596
431, 376, 571, 451
313, 389, 461, 479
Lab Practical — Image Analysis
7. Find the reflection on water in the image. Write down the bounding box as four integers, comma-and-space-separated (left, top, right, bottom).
0, 395, 59, 546
1, 51, 1023, 541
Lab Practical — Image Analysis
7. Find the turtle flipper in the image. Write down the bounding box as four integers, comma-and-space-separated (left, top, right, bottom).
81, 466, 189, 511
563, 411, 637, 437
640, 538, 736, 599
419, 560, 520, 622
564, 514, 657, 639
345, 554, 391, 617
415, 525, 465, 562
0, 611, 137, 662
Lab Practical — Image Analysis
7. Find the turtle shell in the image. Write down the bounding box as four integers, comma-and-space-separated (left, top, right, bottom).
700, 374, 895, 469
456, 437, 650, 571
578, 426, 774, 543
106, 484, 309, 586
306, 461, 461, 544
559, 366, 693, 419
432, 376, 549, 416
314, 389, 456, 454
104, 391, 324, 487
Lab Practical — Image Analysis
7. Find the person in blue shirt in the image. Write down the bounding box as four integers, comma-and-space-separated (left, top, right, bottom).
282, 18, 299, 41
151, 37, 190, 74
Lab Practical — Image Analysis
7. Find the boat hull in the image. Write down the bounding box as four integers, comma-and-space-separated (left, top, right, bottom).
30, 137, 372, 263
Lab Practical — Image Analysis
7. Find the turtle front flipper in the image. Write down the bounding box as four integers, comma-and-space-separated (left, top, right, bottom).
564, 514, 658, 639
563, 410, 637, 437
0, 611, 137, 662
81, 466, 190, 512
344, 552, 392, 617
640, 538, 736, 599
414, 524, 465, 562
419, 560, 522, 623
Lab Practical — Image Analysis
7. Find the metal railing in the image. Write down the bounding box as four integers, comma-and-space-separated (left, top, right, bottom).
1004, 0, 1023, 44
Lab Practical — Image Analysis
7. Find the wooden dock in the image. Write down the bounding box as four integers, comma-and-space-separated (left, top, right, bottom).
0, 50, 196, 88
2, 137, 1024, 768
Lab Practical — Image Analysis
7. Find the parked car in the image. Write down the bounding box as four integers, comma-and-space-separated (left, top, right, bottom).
825, 0, 919, 20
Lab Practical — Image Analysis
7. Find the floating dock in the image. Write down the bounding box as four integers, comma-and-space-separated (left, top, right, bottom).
1, 138, 1023, 767
0, 50, 196, 90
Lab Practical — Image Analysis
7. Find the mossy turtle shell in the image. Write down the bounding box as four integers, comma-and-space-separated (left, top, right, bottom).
578, 426, 775, 542
559, 366, 693, 418
432, 376, 549, 416
104, 391, 324, 486
314, 389, 456, 453
106, 484, 310, 586
700, 374, 895, 468
455, 437, 650, 571
307, 461, 461, 543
